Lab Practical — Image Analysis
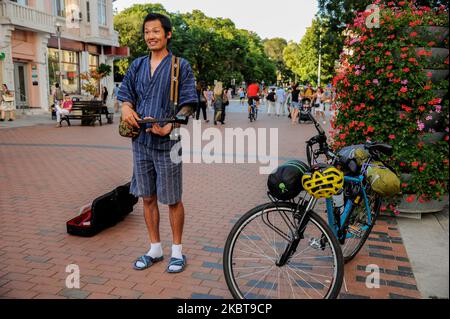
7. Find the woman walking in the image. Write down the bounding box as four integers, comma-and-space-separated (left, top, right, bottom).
196, 81, 209, 123
102, 86, 109, 105
314, 87, 326, 124
212, 82, 224, 125
290, 84, 301, 124
0, 84, 15, 122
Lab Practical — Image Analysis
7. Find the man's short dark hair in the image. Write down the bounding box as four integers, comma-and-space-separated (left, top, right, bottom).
142, 13, 173, 45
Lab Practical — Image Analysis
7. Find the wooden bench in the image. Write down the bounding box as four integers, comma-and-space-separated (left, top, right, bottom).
55, 101, 114, 126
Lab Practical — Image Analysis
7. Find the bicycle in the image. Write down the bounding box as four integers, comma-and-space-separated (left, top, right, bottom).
223, 112, 393, 299
248, 97, 258, 123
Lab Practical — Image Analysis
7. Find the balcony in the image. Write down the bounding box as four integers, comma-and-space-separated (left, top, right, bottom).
0, 0, 56, 34
85, 26, 119, 47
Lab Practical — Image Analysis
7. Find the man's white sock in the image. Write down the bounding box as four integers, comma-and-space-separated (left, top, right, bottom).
169, 244, 184, 272
172, 244, 183, 260
147, 243, 163, 258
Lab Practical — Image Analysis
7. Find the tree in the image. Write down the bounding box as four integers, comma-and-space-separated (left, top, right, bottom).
263, 38, 293, 83
113, 4, 276, 86
283, 19, 333, 86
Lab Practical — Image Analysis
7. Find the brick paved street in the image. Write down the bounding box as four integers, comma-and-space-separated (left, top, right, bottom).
0, 103, 422, 299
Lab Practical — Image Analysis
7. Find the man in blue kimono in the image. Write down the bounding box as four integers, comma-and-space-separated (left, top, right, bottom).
118, 13, 198, 273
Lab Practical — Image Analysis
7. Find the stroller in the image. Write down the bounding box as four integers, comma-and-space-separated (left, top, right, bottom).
298, 97, 313, 124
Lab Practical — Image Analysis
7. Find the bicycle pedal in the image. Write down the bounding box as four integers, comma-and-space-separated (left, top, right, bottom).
308, 237, 322, 250
348, 225, 363, 237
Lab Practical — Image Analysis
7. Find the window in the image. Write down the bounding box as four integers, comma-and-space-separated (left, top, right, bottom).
11, 0, 28, 6
98, 0, 107, 26
88, 54, 99, 72
52, 0, 66, 17
48, 48, 80, 94
86, 1, 90, 23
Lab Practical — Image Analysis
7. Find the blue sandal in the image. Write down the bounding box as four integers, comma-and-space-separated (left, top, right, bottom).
133, 255, 164, 271
167, 255, 187, 274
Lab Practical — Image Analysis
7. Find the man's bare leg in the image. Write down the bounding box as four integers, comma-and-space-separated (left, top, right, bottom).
168, 201, 185, 271
134, 196, 163, 269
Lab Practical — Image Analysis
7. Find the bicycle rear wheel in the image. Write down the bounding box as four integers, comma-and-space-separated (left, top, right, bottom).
341, 190, 381, 263
223, 202, 344, 299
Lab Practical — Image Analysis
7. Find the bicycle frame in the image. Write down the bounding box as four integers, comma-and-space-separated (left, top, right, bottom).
323, 175, 372, 241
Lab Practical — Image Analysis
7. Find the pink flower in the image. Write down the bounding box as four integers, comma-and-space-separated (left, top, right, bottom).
389, 134, 396, 140
417, 120, 425, 131
426, 115, 433, 121
401, 80, 408, 85
373, 79, 379, 85
400, 87, 408, 93
427, 72, 433, 77
435, 105, 442, 113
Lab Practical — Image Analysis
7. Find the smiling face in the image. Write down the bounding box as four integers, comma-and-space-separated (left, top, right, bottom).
144, 19, 172, 52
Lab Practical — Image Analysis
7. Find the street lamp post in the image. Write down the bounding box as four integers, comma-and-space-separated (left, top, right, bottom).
55, 22, 63, 92
317, 31, 322, 88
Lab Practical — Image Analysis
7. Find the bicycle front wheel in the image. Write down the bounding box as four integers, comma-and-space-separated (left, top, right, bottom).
223, 202, 344, 299
341, 190, 381, 263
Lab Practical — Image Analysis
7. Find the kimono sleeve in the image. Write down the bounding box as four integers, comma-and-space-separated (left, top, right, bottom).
117, 59, 140, 107
177, 59, 198, 107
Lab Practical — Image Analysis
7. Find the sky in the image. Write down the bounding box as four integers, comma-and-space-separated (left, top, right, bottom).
113, 0, 318, 42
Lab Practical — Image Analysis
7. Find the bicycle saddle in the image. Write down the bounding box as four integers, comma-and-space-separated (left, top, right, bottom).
365, 142, 393, 156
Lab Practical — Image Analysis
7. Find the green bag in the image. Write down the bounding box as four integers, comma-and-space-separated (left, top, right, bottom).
366, 162, 400, 197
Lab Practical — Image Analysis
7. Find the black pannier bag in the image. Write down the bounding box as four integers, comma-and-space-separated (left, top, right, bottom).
67, 182, 139, 237
268, 160, 310, 201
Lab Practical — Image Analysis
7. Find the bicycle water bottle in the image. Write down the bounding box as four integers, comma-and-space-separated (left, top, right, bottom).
332, 190, 345, 214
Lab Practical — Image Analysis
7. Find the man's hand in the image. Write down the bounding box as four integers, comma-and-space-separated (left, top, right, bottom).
177, 105, 194, 118
145, 118, 173, 136
122, 102, 140, 128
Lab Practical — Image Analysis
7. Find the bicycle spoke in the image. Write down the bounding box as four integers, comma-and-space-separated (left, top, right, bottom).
243, 266, 274, 299
238, 230, 277, 262
235, 267, 275, 280
285, 264, 325, 298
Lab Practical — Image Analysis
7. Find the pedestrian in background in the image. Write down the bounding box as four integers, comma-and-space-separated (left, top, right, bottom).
213, 81, 224, 125
239, 87, 245, 106
290, 84, 301, 124
266, 88, 276, 116
113, 83, 121, 114
276, 87, 286, 116
207, 87, 213, 109
314, 87, 326, 124
102, 86, 109, 105
0, 84, 15, 122
196, 81, 209, 123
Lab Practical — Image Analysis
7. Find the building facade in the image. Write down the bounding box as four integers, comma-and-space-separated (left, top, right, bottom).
0, 0, 128, 111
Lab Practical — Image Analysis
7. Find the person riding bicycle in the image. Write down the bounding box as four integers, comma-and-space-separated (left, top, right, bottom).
246, 80, 260, 119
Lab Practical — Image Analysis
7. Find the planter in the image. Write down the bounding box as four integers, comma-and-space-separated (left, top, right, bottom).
415, 47, 449, 64
406, 26, 450, 47
419, 131, 446, 144
423, 69, 449, 83
432, 89, 448, 99
395, 194, 449, 219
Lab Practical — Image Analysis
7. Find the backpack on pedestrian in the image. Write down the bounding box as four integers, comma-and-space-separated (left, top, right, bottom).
267, 91, 276, 102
